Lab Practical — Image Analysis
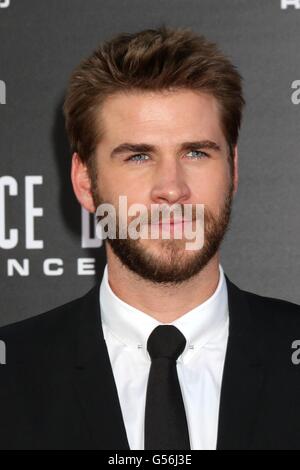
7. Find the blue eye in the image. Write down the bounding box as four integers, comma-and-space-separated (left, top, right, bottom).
127, 154, 150, 164
126, 150, 208, 164
186, 150, 208, 159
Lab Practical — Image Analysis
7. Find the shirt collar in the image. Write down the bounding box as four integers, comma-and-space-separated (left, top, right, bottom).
100, 263, 228, 364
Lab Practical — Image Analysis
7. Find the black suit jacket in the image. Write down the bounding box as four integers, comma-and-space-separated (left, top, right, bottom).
0, 275, 300, 450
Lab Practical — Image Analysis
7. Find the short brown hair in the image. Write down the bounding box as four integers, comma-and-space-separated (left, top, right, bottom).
63, 25, 245, 171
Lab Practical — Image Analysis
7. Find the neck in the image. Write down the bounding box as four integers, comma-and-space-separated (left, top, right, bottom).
104, 245, 221, 323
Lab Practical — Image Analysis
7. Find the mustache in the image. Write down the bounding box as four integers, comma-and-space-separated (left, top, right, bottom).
95, 201, 204, 225
130, 206, 201, 225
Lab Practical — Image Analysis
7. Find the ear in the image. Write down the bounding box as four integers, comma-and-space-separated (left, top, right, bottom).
232, 145, 239, 195
70, 152, 96, 213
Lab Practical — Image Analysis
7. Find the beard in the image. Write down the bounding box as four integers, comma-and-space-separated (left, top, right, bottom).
91, 178, 234, 286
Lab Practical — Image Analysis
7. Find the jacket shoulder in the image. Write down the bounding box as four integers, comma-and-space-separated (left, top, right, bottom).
0, 285, 97, 364
243, 286, 300, 319
236, 283, 300, 345
0, 294, 82, 336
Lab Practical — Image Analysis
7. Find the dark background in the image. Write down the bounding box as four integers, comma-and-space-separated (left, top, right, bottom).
1, 0, 300, 326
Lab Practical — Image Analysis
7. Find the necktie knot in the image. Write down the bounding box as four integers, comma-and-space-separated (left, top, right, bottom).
147, 325, 186, 361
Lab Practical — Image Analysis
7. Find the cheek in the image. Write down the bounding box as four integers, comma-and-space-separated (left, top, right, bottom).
97, 174, 149, 210
193, 165, 230, 207
111, 176, 151, 205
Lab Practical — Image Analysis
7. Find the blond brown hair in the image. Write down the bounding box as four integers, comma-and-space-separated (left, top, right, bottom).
63, 25, 245, 172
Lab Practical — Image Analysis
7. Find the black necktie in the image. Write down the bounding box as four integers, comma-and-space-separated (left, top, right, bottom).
144, 325, 191, 450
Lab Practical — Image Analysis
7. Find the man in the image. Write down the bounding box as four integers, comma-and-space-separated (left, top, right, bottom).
0, 25, 300, 450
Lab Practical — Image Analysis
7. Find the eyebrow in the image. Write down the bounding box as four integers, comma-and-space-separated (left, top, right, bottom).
110, 140, 221, 158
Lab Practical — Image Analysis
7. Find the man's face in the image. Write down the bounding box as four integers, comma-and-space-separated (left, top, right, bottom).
90, 89, 236, 284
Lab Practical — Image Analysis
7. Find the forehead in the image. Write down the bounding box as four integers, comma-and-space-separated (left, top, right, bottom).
98, 89, 226, 147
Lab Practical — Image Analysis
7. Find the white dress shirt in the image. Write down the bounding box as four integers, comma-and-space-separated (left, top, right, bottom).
99, 263, 229, 450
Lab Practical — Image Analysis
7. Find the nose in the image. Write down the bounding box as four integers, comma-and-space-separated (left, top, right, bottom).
150, 159, 191, 205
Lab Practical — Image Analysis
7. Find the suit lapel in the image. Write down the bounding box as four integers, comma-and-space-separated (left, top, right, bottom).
71, 273, 265, 450
216, 276, 265, 450
72, 280, 130, 450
